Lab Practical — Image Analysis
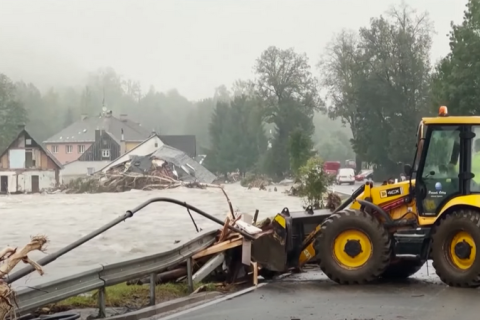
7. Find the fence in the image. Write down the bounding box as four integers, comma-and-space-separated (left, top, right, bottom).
15, 228, 217, 318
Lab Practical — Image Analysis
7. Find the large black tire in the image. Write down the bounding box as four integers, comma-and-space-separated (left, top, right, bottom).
381, 260, 425, 279
316, 210, 391, 284
431, 209, 480, 288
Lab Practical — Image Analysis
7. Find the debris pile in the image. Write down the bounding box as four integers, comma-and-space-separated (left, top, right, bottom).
0, 236, 48, 320
61, 153, 217, 194
240, 174, 272, 190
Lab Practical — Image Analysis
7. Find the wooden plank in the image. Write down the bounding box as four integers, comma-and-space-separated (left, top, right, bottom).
251, 261, 258, 286
193, 238, 243, 259
241, 240, 252, 265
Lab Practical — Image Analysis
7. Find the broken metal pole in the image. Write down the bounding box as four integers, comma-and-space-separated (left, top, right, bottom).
187, 257, 194, 293
149, 273, 156, 305
192, 253, 225, 284
253, 209, 259, 224
98, 286, 106, 318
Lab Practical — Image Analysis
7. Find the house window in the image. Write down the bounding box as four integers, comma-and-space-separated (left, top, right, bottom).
51, 145, 58, 153
102, 149, 110, 158
25, 149, 34, 168
66, 145, 73, 153
26, 139, 32, 146
78, 145, 85, 154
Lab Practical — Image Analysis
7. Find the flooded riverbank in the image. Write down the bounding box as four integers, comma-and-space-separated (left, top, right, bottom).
2, 183, 304, 288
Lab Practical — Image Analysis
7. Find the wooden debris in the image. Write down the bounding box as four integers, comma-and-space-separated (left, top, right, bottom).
0, 235, 48, 320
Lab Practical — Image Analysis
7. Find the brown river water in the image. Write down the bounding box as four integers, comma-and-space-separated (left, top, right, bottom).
2, 183, 314, 288
2, 182, 403, 288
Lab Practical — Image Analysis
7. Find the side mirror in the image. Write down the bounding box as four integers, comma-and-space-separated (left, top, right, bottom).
404, 164, 412, 176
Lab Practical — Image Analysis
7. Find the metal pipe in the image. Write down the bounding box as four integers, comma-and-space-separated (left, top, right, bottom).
7, 197, 254, 284
7, 211, 134, 283
127, 198, 255, 240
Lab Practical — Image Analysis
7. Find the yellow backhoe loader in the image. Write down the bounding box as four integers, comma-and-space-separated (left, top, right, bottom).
253, 106, 480, 287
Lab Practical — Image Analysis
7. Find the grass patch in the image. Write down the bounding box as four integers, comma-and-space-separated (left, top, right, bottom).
47, 282, 219, 311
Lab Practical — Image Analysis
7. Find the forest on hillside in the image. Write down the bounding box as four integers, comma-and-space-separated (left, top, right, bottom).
2, 1, 479, 181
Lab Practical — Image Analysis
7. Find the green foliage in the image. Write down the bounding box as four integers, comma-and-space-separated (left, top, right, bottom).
288, 128, 314, 175
431, 0, 480, 115
297, 156, 334, 208
0, 74, 27, 151
255, 47, 322, 179
204, 95, 267, 176
318, 3, 433, 172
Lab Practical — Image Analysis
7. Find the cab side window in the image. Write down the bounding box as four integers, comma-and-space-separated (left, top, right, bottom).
470, 127, 480, 191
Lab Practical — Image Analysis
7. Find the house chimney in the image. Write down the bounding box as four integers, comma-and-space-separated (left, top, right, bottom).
95, 129, 101, 142
81, 114, 88, 121
119, 114, 128, 122
120, 128, 126, 155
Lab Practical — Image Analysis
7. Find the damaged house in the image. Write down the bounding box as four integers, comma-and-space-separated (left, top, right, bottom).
99, 134, 217, 184
0, 127, 63, 194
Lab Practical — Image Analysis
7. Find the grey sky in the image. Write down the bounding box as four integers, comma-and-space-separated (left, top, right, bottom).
0, 0, 466, 101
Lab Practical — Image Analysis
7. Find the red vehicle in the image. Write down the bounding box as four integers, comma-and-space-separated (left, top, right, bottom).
355, 169, 374, 182
323, 161, 341, 176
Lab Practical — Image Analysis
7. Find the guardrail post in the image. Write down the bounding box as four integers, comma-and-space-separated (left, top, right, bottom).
98, 286, 106, 318
149, 273, 156, 305
187, 256, 193, 293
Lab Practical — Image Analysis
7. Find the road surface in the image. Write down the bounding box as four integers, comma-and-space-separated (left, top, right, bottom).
159, 181, 480, 320
162, 267, 479, 320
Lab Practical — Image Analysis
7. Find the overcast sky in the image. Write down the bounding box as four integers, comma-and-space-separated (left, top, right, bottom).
0, 0, 467, 101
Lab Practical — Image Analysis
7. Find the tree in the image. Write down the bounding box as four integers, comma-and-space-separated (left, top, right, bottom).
357, 5, 433, 174
0, 74, 27, 150
317, 30, 364, 168
204, 101, 235, 177
297, 156, 334, 209
228, 95, 267, 176
204, 96, 267, 177
431, 0, 480, 115
255, 46, 322, 179
319, 4, 433, 178
288, 128, 314, 175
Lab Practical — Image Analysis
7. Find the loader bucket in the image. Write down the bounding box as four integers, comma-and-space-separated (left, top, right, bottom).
251, 214, 289, 272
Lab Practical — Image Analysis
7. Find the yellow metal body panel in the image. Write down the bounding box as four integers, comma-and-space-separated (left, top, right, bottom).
299, 242, 316, 266
422, 116, 480, 125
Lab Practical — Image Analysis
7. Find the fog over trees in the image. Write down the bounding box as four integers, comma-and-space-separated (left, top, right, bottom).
1, 1, 476, 181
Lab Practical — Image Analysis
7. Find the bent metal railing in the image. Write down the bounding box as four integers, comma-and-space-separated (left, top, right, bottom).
7, 197, 253, 318
15, 229, 217, 317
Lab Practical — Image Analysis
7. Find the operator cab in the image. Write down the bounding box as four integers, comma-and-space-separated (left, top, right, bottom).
405, 106, 478, 217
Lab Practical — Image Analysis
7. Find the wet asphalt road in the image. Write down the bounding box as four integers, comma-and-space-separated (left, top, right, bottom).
159, 182, 480, 320
162, 267, 480, 320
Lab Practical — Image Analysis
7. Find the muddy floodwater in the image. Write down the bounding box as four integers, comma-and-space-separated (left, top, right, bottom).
1, 183, 306, 288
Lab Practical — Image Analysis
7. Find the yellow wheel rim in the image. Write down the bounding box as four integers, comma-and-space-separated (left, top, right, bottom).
448, 231, 476, 270
333, 229, 373, 269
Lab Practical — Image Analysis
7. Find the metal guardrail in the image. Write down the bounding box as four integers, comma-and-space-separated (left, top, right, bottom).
15, 228, 218, 316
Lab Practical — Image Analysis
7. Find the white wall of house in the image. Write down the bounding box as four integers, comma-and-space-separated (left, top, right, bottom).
100, 136, 164, 173
61, 160, 111, 183
0, 170, 56, 193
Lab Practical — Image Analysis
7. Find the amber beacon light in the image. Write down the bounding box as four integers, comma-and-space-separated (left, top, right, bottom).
439, 106, 448, 116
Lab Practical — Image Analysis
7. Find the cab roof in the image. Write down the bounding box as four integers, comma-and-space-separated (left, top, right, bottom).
422, 116, 480, 125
